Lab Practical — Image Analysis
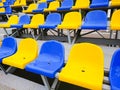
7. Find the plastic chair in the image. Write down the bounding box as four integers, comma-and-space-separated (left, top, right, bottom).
57, 12, 82, 43
0, 37, 17, 73
90, 0, 109, 8
23, 14, 44, 39
58, 12, 82, 30
44, 1, 60, 12
81, 10, 107, 30
57, 0, 73, 10
11, 0, 26, 7
25, 40, 64, 90
39, 13, 61, 29
23, 14, 44, 29
11, 14, 30, 28
3, 38, 38, 69
32, 2, 47, 13
109, 49, 120, 90
59, 43, 104, 90
71, 0, 90, 10
0, 15, 18, 28
110, 10, 120, 30
25, 40, 64, 78
111, 0, 120, 6
22, 3, 37, 13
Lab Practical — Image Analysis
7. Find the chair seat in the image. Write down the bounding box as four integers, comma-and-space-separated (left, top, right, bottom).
11, 24, 23, 28
58, 24, 80, 29
81, 24, 107, 30
23, 24, 39, 28
33, 9, 44, 13
57, 6, 71, 10
3, 52, 36, 69
110, 25, 120, 30
0, 48, 14, 62
39, 24, 57, 29
44, 8, 57, 12
26, 54, 63, 78
90, 2, 108, 8
0, 24, 10, 28
59, 65, 103, 90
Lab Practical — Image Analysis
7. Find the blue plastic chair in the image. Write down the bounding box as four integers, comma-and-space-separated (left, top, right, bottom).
25, 40, 65, 78
90, 0, 109, 8
11, 14, 30, 28
81, 10, 107, 30
39, 13, 61, 29
57, 0, 73, 10
33, 3, 47, 13
109, 49, 120, 90
0, 37, 17, 73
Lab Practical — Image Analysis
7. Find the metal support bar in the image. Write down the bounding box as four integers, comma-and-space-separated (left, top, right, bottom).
67, 30, 71, 44
0, 64, 7, 74
72, 29, 81, 44
51, 78, 58, 90
96, 31, 106, 39
6, 67, 16, 73
3, 28, 9, 36
41, 75, 50, 90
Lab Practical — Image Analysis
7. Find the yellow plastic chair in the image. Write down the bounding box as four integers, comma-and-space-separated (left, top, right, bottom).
110, 9, 120, 30
44, 1, 60, 12
38, 0, 46, 3
111, 0, 120, 6
0, 15, 18, 28
22, 3, 37, 13
57, 12, 82, 43
23, 14, 44, 29
23, 14, 44, 39
71, 0, 90, 10
3, 38, 38, 69
11, 0, 26, 7
59, 43, 104, 90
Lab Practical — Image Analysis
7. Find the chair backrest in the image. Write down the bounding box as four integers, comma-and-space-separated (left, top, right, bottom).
25, 3, 37, 11
7, 15, 19, 24
83, 10, 107, 26
20, 0, 26, 5
60, 0, 73, 8
90, 0, 109, 8
5, 6, 12, 14
17, 38, 38, 57
18, 14, 30, 24
0, 8, 5, 12
30, 14, 44, 25
67, 43, 104, 68
73, 0, 90, 8
62, 12, 82, 26
45, 13, 61, 25
47, 1, 60, 10
40, 40, 64, 61
110, 10, 120, 30
13, 0, 20, 5
37, 2, 47, 9
1, 37, 17, 53
111, 0, 120, 6
109, 49, 120, 90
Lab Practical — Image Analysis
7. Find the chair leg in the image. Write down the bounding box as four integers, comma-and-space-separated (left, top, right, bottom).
0, 64, 7, 74
67, 30, 71, 44
3, 28, 9, 36
41, 75, 50, 90
51, 78, 58, 90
